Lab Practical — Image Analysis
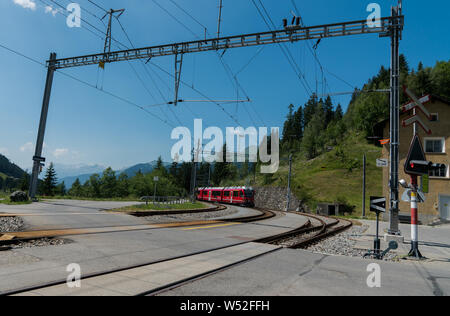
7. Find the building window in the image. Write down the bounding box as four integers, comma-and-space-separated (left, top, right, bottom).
425, 138, 445, 154
429, 165, 448, 178
430, 113, 439, 122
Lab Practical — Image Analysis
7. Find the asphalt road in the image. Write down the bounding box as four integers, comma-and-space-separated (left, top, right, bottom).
0, 200, 308, 294
161, 248, 450, 296
0, 200, 148, 230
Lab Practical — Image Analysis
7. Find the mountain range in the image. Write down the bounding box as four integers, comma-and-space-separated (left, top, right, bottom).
58, 161, 170, 188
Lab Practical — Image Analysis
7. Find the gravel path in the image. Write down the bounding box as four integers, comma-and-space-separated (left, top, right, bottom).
143, 207, 239, 224
0, 217, 25, 233
306, 225, 398, 261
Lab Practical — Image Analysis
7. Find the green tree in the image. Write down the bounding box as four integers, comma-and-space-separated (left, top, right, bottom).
69, 178, 83, 197
324, 96, 334, 126
100, 167, 117, 198
116, 173, 130, 198
55, 182, 67, 196
42, 163, 58, 196
334, 104, 343, 121
282, 104, 295, 144
20, 173, 30, 192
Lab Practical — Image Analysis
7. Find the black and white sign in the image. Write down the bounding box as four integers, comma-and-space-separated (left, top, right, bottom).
370, 196, 386, 213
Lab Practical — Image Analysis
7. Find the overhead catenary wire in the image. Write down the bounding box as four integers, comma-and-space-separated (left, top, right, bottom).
0, 42, 176, 129
251, 0, 313, 97
156, 0, 262, 127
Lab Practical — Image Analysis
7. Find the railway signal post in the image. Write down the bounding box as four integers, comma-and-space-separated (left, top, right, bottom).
401, 88, 444, 259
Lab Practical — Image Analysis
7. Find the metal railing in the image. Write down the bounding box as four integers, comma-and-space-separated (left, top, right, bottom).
140, 196, 189, 208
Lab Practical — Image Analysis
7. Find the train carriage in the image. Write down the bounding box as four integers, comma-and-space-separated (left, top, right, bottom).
196, 186, 255, 207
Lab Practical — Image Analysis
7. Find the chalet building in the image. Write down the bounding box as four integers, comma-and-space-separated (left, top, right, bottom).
374, 95, 450, 224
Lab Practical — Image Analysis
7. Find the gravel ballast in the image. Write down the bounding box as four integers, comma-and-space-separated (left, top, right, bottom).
143, 207, 239, 223
305, 225, 398, 261
0, 216, 25, 233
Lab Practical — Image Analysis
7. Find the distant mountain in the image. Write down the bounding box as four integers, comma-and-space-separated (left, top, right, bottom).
0, 154, 26, 179
53, 163, 106, 179
60, 161, 170, 188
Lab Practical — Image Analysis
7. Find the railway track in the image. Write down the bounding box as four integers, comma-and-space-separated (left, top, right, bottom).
256, 210, 352, 249
0, 206, 275, 248
1, 207, 351, 296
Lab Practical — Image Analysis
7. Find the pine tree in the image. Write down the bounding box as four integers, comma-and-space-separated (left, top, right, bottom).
100, 168, 117, 198
303, 94, 318, 128
69, 178, 82, 197
282, 104, 295, 144
55, 182, 66, 196
324, 96, 334, 126
335, 104, 344, 121
42, 163, 58, 196
293, 106, 304, 140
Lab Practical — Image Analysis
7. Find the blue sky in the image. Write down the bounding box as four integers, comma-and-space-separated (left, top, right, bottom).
0, 0, 449, 171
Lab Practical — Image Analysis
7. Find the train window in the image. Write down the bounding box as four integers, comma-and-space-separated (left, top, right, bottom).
244, 190, 254, 197
224, 191, 230, 197
213, 191, 221, 197
233, 191, 240, 197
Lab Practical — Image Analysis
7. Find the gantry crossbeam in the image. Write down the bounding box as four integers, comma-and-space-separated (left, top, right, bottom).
48, 16, 403, 69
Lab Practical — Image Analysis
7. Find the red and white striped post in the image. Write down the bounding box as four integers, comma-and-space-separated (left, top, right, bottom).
408, 175, 423, 258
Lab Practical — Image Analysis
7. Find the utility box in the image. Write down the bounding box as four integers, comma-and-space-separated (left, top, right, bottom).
317, 203, 342, 216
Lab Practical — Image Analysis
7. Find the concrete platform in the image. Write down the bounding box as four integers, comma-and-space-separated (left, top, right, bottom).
13, 242, 280, 296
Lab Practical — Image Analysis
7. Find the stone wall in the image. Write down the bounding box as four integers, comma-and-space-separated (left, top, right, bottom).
254, 186, 304, 212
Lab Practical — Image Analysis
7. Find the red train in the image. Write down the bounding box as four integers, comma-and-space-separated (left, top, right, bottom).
196, 187, 255, 207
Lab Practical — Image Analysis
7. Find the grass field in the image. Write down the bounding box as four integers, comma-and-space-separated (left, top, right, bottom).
0, 197, 32, 205
40, 196, 142, 202
115, 202, 208, 212
255, 132, 383, 219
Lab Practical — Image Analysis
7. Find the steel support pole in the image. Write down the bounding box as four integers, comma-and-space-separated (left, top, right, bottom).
29, 53, 57, 200
408, 175, 423, 258
363, 154, 366, 218
388, 5, 401, 235
217, 0, 223, 38
286, 154, 293, 212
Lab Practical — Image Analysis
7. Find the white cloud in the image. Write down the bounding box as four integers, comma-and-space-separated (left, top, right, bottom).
20, 142, 34, 152
53, 148, 69, 158
13, 0, 36, 10
44, 5, 60, 17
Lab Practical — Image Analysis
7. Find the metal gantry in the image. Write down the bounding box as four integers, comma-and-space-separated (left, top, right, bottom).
46, 16, 401, 70
30, 2, 404, 237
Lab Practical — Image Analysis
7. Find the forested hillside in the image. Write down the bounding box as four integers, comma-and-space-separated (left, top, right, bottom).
0, 154, 26, 193
255, 57, 450, 215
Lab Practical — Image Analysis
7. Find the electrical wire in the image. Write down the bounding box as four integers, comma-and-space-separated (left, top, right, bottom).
0, 42, 176, 129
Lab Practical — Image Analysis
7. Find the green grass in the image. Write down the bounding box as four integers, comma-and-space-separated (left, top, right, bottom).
116, 202, 208, 212
0, 197, 32, 205
40, 196, 142, 202
255, 132, 383, 219
0, 172, 6, 180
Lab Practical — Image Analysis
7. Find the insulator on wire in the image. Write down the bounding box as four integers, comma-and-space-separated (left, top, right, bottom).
283, 19, 288, 28
296, 17, 301, 26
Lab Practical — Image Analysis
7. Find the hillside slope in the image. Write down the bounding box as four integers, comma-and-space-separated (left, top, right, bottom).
255, 133, 383, 218
0, 154, 25, 179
